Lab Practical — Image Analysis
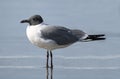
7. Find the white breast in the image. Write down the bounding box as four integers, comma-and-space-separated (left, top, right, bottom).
26, 24, 66, 50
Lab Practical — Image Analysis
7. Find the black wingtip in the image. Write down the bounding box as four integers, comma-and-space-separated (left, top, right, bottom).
85, 34, 106, 41
88, 34, 105, 38
92, 37, 106, 41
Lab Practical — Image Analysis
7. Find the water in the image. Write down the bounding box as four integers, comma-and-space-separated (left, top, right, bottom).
0, 0, 120, 79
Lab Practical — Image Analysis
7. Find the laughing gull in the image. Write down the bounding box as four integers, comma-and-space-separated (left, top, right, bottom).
20, 15, 105, 68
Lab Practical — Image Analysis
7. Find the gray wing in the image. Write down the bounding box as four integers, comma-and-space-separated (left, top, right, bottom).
41, 26, 79, 45
71, 29, 88, 40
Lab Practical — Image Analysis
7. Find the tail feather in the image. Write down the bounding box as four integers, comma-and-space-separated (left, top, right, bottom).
71, 29, 106, 41
85, 34, 106, 41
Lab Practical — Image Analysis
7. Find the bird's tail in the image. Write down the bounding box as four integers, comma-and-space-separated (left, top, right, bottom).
71, 29, 106, 41
84, 34, 106, 41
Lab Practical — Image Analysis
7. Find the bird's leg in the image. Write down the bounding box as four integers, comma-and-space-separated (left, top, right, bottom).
50, 67, 53, 79
46, 50, 49, 68
50, 51, 53, 68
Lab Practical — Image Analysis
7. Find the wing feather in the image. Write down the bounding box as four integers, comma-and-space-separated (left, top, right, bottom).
41, 26, 78, 45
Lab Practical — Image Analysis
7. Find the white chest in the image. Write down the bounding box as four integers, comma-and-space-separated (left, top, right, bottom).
26, 24, 58, 50
26, 25, 41, 44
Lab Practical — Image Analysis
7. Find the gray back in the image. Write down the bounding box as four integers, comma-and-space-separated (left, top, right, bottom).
41, 26, 79, 45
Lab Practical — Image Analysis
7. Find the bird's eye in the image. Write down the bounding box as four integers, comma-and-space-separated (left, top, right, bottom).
33, 18, 38, 21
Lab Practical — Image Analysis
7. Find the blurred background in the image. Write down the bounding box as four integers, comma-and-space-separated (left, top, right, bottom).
0, 0, 120, 79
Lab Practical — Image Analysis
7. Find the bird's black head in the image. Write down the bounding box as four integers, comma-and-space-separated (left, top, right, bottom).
20, 15, 43, 25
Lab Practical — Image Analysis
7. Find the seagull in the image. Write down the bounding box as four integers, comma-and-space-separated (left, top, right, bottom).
20, 15, 105, 68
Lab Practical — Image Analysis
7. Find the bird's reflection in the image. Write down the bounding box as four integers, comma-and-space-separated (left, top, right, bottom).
46, 67, 53, 79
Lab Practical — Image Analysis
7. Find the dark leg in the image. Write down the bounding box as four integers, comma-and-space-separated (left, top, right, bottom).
50, 67, 53, 79
46, 66, 53, 79
50, 51, 53, 68
46, 50, 49, 68
46, 67, 49, 79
